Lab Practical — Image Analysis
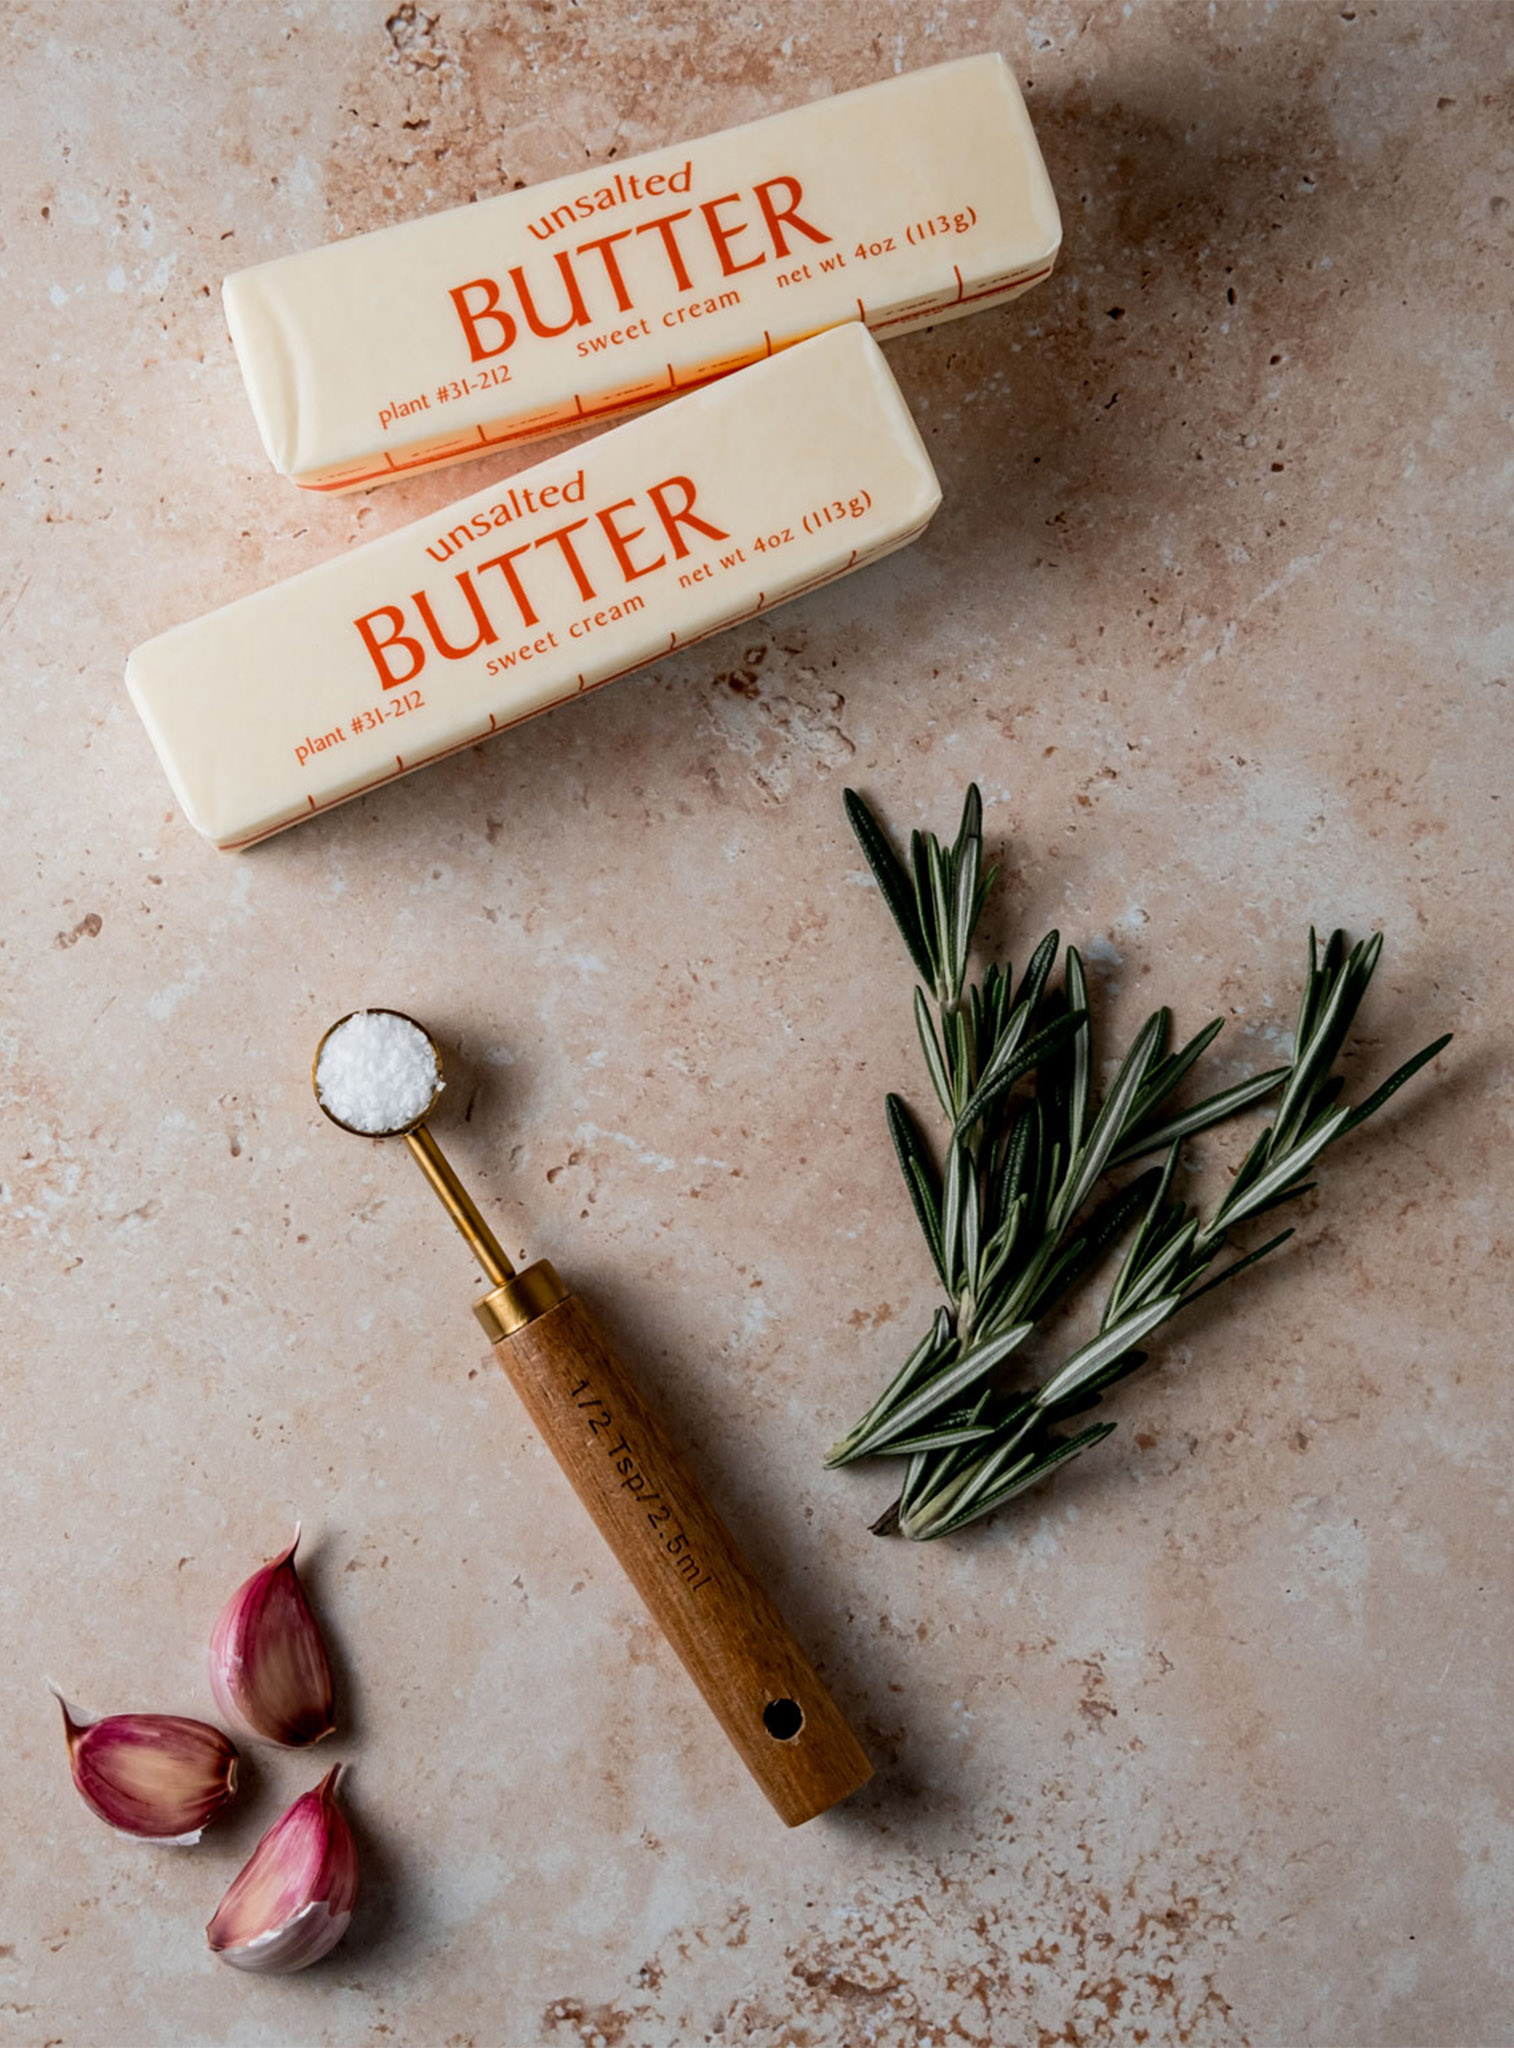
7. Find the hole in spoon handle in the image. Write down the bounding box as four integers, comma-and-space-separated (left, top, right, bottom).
763, 1697, 805, 1741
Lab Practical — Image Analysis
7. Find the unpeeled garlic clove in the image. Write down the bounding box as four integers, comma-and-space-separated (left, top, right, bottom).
209, 1528, 336, 1747
207, 1765, 359, 1973
52, 1690, 239, 1843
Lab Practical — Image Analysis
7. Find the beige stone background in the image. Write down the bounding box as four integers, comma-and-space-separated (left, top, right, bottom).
3, 1, 1510, 2043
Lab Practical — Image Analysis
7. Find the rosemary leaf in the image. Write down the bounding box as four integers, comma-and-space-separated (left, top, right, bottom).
1065, 947, 1091, 1157
951, 1008, 1086, 1142
842, 1318, 1036, 1460
951, 794, 982, 995
1030, 1169, 1164, 1322
876, 1418, 1001, 1455
952, 782, 983, 867
913, 986, 954, 1120
1110, 1067, 1289, 1165
1341, 1032, 1454, 1136
1270, 947, 1360, 1151
1036, 1295, 1180, 1410
926, 837, 954, 1000
1013, 929, 1061, 1017
961, 1170, 982, 1310
1294, 925, 1323, 1050
1129, 1015, 1225, 1125
941, 1139, 965, 1293
911, 832, 940, 988
844, 787, 935, 985
1107, 1145, 1182, 1321
1205, 1104, 1351, 1239
825, 1310, 954, 1467
1177, 1227, 1295, 1309
1043, 1348, 1151, 1421
1050, 1007, 1167, 1230
899, 1425, 1116, 1541
885, 1092, 947, 1288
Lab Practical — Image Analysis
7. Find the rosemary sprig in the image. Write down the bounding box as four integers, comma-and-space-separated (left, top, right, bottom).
831, 786, 1451, 1540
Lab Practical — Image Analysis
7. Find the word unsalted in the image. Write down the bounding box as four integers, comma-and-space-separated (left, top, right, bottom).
125, 324, 940, 851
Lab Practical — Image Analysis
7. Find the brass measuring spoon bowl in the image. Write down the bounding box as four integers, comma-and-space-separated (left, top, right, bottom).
311, 1006, 445, 1138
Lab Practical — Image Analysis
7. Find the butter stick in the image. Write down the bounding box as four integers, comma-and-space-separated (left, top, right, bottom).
127, 326, 940, 850
224, 53, 1058, 494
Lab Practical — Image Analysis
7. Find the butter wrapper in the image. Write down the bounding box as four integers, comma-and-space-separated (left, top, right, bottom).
127, 325, 940, 849
224, 53, 1058, 493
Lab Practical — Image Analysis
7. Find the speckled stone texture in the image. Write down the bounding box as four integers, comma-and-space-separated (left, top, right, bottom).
2, 4, 1509, 2044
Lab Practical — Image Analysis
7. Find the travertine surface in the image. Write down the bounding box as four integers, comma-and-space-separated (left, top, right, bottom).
2, 4, 1508, 2044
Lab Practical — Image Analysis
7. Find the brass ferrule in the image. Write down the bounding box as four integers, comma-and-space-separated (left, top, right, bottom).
475, 1260, 569, 1342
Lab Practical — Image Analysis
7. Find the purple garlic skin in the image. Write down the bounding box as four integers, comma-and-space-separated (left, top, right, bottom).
207, 1765, 359, 1972
209, 1529, 336, 1748
54, 1693, 239, 1843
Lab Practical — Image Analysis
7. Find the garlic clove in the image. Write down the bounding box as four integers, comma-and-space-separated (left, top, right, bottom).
207, 1765, 359, 1973
52, 1689, 239, 1843
209, 1527, 336, 1747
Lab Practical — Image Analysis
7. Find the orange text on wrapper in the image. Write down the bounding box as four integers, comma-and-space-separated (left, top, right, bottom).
353, 473, 728, 688
448, 174, 831, 362
474, 594, 648, 679
526, 161, 694, 241
295, 725, 347, 767
424, 471, 586, 562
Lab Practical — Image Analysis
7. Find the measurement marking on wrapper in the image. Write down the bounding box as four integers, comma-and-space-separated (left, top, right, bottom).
569, 1376, 714, 1593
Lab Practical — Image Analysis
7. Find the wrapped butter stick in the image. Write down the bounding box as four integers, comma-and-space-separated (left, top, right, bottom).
224, 53, 1058, 493
126, 325, 939, 851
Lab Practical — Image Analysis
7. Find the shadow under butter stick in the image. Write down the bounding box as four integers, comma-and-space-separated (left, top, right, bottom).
313, 1007, 872, 1827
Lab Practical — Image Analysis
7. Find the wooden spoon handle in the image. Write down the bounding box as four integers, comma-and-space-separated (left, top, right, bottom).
487, 1276, 872, 1826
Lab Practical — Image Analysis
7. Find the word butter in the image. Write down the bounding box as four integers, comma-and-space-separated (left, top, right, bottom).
127, 326, 940, 849
224, 54, 1058, 492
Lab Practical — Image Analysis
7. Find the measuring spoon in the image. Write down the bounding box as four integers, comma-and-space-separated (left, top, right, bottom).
313, 1008, 871, 1826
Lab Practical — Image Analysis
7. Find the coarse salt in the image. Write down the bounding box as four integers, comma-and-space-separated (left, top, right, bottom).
316, 1011, 440, 1134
